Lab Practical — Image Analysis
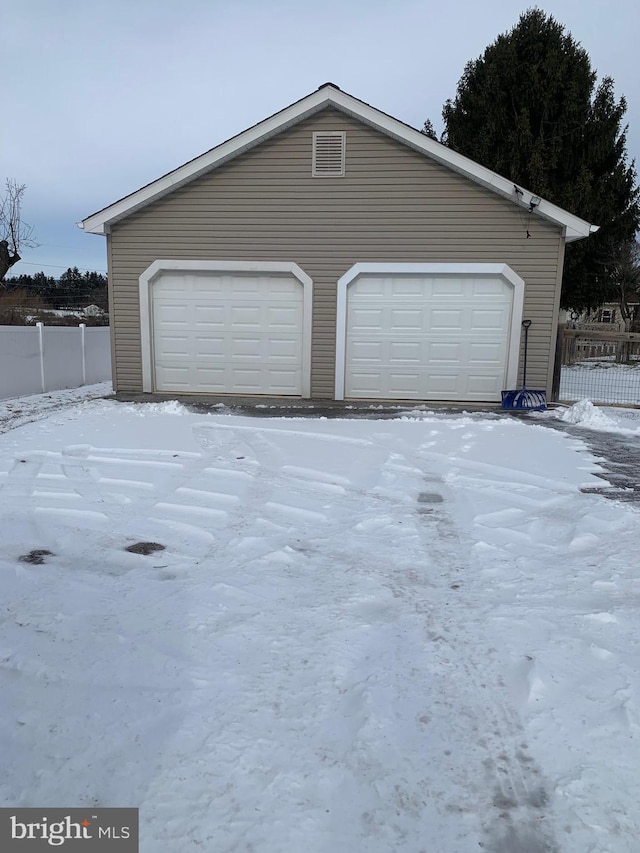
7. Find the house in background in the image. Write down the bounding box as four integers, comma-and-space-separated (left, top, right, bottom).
80, 84, 597, 403
561, 303, 640, 332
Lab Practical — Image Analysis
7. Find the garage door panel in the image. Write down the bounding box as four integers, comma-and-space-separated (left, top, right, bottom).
228, 276, 261, 294
352, 278, 385, 296
268, 277, 302, 296
349, 340, 384, 361
470, 308, 509, 329
194, 335, 225, 357
389, 341, 422, 362
391, 278, 424, 296
268, 338, 301, 359
267, 306, 301, 328
390, 309, 423, 330
195, 306, 226, 327
152, 271, 304, 395
432, 278, 463, 296
427, 374, 460, 394
191, 276, 223, 294
468, 342, 506, 364
388, 373, 421, 394
350, 308, 384, 330
428, 342, 462, 362
229, 337, 262, 358
195, 366, 227, 385
345, 273, 512, 401
159, 335, 191, 356
229, 369, 263, 391
348, 372, 383, 394
155, 365, 191, 385
230, 306, 262, 328
268, 370, 302, 391
471, 278, 508, 296
430, 309, 464, 331
467, 374, 503, 394
155, 276, 195, 295
155, 303, 189, 323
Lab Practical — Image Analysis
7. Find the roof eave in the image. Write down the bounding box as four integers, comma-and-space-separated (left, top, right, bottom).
332, 93, 595, 240
80, 90, 336, 235
80, 84, 597, 240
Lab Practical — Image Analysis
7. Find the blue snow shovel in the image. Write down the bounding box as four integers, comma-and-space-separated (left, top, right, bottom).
501, 320, 547, 411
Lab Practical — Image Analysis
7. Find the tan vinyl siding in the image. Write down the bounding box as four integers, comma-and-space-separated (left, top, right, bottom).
109, 108, 564, 398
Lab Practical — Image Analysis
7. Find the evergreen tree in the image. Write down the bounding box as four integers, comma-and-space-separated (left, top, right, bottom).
58, 267, 86, 308
82, 270, 107, 289
5, 269, 108, 312
59, 266, 84, 285
5, 273, 34, 290
439, 8, 639, 311
422, 119, 438, 140
32, 271, 57, 301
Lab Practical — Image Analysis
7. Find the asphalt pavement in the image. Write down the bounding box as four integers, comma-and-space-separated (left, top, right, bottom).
539, 416, 640, 504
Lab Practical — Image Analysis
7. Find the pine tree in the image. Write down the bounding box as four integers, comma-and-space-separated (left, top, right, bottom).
32, 271, 57, 302
439, 8, 639, 311
57, 267, 85, 308
422, 119, 438, 140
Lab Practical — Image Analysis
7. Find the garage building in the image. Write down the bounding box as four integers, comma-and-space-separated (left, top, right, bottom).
80, 84, 596, 403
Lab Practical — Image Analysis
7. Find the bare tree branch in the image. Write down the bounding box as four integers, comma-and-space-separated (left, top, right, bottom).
0, 179, 38, 282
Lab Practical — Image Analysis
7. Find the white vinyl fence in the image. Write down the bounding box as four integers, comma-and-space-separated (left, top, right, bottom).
0, 324, 112, 400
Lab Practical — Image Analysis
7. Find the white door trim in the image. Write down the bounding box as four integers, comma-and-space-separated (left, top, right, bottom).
334, 262, 525, 400
140, 260, 313, 395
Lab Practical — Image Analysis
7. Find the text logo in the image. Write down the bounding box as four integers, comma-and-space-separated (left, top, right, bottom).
1, 808, 138, 851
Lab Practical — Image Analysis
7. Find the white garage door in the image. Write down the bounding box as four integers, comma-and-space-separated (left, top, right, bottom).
152, 272, 304, 394
345, 274, 512, 401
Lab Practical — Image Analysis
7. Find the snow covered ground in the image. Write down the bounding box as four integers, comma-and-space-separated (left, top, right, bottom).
0, 382, 113, 434
1, 393, 639, 852
555, 398, 640, 435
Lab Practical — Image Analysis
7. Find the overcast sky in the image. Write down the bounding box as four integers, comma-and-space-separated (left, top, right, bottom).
5, 0, 639, 278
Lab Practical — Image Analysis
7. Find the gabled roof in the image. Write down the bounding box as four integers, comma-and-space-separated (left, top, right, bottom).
80, 83, 597, 242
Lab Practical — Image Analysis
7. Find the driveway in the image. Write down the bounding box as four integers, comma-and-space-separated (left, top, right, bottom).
540, 416, 640, 502
1, 393, 639, 851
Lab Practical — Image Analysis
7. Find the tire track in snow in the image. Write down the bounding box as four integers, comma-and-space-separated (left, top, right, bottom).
140, 425, 443, 852
0, 425, 326, 816
373, 437, 562, 852
193, 427, 561, 850
3, 416, 609, 849
408, 428, 640, 851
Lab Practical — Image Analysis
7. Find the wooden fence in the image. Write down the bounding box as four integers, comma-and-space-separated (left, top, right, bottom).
559, 327, 640, 365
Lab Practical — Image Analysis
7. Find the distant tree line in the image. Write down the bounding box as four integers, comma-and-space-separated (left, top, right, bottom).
0, 267, 108, 325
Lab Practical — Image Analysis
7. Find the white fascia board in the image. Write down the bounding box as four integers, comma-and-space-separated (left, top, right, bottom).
81, 84, 595, 240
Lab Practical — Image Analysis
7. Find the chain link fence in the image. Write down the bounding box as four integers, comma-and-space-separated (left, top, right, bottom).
556, 326, 640, 406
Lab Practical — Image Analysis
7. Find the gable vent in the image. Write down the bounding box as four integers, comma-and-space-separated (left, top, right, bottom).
312, 131, 346, 177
